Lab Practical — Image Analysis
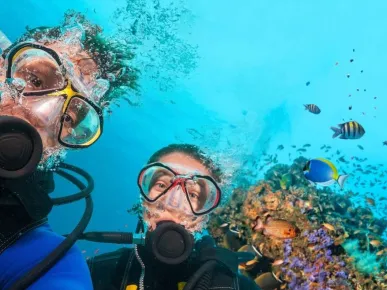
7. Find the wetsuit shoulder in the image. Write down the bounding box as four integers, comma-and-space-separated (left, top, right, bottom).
0, 223, 92, 290
88, 247, 134, 290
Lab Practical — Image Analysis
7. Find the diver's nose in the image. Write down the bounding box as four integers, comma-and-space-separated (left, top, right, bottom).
165, 186, 185, 209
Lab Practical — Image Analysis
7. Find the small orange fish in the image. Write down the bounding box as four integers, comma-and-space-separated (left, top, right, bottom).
370, 240, 381, 247
246, 260, 257, 266
253, 216, 299, 239
322, 223, 335, 231
376, 250, 384, 256
366, 198, 375, 206
272, 259, 284, 266
334, 236, 346, 246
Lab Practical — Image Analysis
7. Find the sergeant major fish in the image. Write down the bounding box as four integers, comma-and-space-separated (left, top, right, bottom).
304, 104, 321, 114
331, 121, 365, 139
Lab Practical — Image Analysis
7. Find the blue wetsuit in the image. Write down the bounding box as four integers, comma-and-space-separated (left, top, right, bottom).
0, 223, 92, 290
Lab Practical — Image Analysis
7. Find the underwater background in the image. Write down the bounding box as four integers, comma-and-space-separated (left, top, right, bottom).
2, 0, 387, 288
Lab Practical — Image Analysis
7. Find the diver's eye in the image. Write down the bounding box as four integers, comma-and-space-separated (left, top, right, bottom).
154, 182, 167, 190
188, 192, 200, 200
31, 75, 43, 88
62, 114, 74, 124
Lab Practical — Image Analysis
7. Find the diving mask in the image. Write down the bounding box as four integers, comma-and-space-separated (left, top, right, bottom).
138, 162, 221, 216
3, 42, 103, 148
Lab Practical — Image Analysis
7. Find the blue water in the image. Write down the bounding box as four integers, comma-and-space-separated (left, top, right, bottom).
2, 0, 387, 256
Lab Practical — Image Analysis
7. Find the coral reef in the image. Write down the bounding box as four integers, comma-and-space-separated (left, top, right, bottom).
208, 157, 387, 289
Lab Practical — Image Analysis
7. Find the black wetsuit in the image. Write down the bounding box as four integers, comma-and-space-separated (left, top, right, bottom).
87, 245, 260, 290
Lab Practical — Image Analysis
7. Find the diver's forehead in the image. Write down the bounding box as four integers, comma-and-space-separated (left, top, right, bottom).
157, 152, 211, 176
162, 162, 207, 175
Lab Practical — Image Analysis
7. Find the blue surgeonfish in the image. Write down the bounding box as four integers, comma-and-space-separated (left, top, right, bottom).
303, 158, 349, 189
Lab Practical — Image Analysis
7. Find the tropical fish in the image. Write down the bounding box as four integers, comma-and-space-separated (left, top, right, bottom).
280, 173, 293, 190
383, 141, 387, 146
303, 143, 311, 147
370, 240, 381, 247
304, 104, 321, 114
237, 245, 260, 270
297, 148, 307, 152
254, 272, 283, 289
277, 144, 284, 150
358, 145, 364, 150
272, 259, 284, 266
366, 198, 375, 206
331, 121, 365, 139
322, 223, 335, 231
303, 158, 349, 189
252, 216, 299, 239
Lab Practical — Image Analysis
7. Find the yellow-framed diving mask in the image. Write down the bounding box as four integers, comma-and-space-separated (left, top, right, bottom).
4, 42, 103, 148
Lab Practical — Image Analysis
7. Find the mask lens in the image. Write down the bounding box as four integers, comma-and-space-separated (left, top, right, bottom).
11, 48, 65, 93
185, 177, 219, 214
139, 166, 175, 201
59, 97, 101, 147
24, 96, 65, 127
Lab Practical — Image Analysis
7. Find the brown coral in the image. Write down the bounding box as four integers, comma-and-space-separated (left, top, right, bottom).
207, 158, 387, 289
263, 191, 281, 211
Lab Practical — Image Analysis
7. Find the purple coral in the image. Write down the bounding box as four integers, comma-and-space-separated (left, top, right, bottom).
283, 239, 292, 263
336, 271, 347, 279
282, 229, 349, 289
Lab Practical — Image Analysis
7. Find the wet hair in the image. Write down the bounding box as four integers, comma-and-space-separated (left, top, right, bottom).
147, 144, 223, 183
13, 10, 138, 105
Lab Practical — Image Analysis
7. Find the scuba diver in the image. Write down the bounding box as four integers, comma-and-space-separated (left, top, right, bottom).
85, 144, 261, 290
0, 11, 137, 290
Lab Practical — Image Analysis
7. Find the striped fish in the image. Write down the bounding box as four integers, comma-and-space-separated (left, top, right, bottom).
331, 121, 365, 139
304, 104, 321, 114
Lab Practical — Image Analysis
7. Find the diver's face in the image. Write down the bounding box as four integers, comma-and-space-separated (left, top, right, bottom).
0, 41, 101, 160
143, 152, 213, 233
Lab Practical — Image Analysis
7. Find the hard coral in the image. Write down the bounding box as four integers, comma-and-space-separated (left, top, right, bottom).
207, 156, 387, 289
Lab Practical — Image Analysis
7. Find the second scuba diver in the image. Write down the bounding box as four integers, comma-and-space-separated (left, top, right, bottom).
87, 144, 261, 290
0, 11, 137, 290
